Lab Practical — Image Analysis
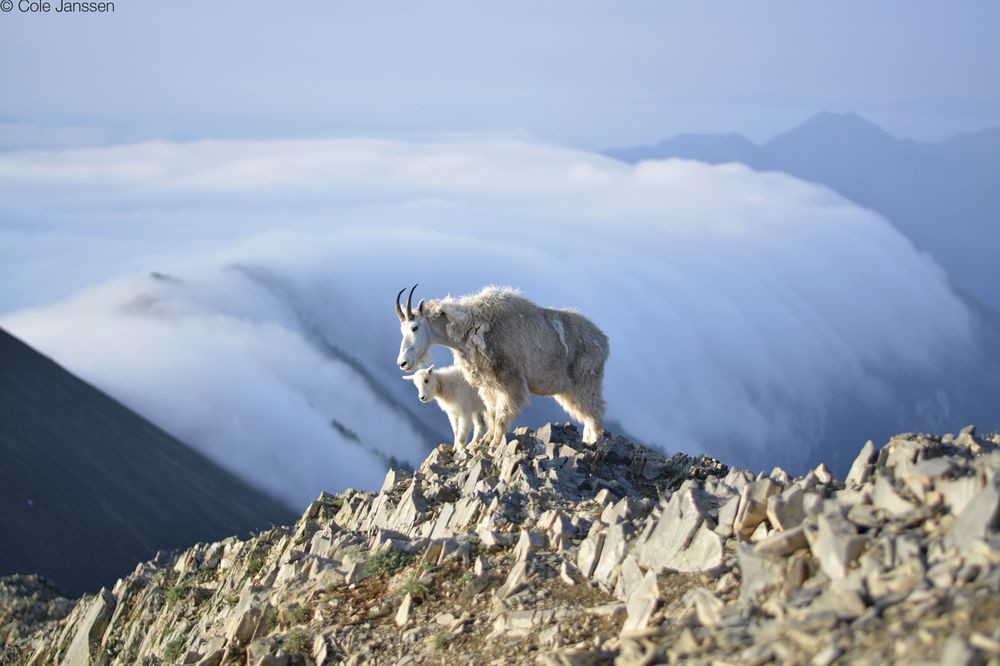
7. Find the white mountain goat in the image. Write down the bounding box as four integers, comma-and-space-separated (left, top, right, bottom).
395, 284, 609, 447
402, 365, 487, 446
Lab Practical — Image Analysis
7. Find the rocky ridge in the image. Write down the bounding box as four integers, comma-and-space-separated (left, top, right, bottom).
3, 424, 1000, 665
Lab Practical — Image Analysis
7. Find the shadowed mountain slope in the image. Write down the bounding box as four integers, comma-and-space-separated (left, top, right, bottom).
0, 328, 295, 597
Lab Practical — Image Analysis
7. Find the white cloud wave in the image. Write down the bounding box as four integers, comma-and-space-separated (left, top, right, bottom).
0, 138, 976, 507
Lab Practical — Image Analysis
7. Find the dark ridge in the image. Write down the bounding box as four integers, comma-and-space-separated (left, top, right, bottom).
0, 328, 295, 597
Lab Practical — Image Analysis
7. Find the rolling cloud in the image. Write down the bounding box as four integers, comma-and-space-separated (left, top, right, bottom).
0, 138, 982, 507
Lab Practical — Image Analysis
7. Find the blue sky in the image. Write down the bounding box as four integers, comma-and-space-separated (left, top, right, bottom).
1, 1, 998, 147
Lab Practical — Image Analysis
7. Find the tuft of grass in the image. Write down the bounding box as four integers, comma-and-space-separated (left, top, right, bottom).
165, 585, 188, 610
433, 633, 450, 651
364, 548, 412, 578
263, 606, 279, 633
290, 605, 311, 624
223, 593, 239, 607
484, 465, 500, 479
247, 557, 264, 577
283, 628, 309, 657
162, 637, 185, 662
399, 571, 428, 601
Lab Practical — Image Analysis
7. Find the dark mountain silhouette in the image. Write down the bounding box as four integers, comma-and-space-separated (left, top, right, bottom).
0, 328, 295, 597
606, 112, 1000, 309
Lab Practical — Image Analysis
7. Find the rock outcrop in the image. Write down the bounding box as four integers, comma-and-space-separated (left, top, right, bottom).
3, 424, 1000, 665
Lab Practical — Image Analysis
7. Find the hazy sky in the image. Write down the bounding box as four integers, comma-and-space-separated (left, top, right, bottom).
1, 1, 998, 148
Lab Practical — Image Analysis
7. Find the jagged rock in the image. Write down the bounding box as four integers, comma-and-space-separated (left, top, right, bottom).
621, 570, 658, 634
715, 494, 740, 538
945, 471, 1000, 549
312, 634, 330, 665
225, 588, 268, 645
939, 634, 985, 666
938, 475, 985, 515
62, 588, 115, 666
766, 486, 805, 532
577, 530, 605, 579
810, 509, 865, 581
381, 468, 412, 493
734, 494, 768, 538
638, 484, 725, 573
872, 476, 916, 516
513, 529, 547, 563
737, 544, 785, 602
754, 525, 808, 558
845, 440, 877, 487
395, 592, 413, 627
685, 588, 724, 627
7, 425, 1000, 666
388, 483, 429, 533
246, 637, 287, 666
812, 463, 834, 485
592, 522, 628, 584
808, 587, 867, 619
496, 561, 529, 600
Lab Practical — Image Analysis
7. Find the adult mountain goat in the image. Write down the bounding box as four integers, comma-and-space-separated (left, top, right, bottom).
396, 285, 609, 447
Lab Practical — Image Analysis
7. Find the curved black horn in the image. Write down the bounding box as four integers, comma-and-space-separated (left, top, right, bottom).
405, 283, 418, 320
395, 287, 407, 322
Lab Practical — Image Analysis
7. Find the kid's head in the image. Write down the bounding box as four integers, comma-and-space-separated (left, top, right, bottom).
402, 365, 438, 402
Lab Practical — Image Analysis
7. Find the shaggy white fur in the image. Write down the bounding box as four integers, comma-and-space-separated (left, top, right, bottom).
403, 364, 486, 446
398, 286, 609, 447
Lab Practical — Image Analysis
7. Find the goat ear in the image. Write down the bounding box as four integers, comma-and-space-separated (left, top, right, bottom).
416, 299, 425, 316
401, 374, 415, 380
426, 364, 435, 373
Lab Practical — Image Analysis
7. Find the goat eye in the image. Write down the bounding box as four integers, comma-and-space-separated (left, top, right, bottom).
424, 379, 429, 384
411, 325, 418, 332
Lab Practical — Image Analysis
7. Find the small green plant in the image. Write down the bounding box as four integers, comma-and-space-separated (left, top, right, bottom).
290, 605, 311, 624
162, 637, 185, 662
484, 465, 500, 479
223, 593, 239, 607
263, 606, 279, 633
165, 585, 188, 610
433, 633, 450, 651
399, 571, 429, 601
283, 628, 309, 657
364, 548, 413, 578
247, 557, 264, 577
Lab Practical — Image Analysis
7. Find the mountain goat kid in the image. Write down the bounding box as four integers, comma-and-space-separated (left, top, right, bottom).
395, 284, 609, 448
402, 365, 486, 447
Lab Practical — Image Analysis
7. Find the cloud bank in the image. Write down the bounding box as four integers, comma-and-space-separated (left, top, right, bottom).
0, 138, 980, 507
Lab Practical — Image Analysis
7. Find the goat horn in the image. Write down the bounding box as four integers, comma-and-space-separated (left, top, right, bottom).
395, 287, 406, 322
405, 283, 418, 320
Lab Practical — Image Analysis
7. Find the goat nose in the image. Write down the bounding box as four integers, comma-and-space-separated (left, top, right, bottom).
399, 361, 408, 369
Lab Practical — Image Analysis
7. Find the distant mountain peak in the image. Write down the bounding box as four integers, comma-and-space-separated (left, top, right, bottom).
602, 111, 1000, 310
766, 111, 895, 148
